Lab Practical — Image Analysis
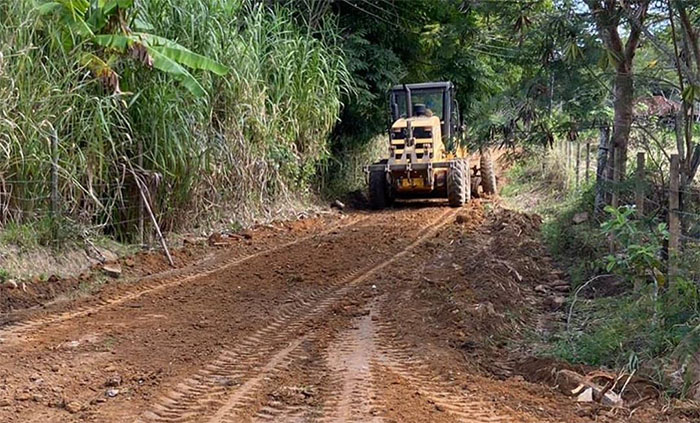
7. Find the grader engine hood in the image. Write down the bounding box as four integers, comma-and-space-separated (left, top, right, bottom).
389, 115, 444, 166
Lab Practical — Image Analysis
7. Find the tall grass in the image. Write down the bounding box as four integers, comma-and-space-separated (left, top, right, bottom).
0, 0, 350, 239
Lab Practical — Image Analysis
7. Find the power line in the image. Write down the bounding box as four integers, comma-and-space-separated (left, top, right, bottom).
339, 0, 396, 26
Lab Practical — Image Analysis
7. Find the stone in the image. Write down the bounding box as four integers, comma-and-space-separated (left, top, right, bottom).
14, 393, 31, 402
331, 199, 345, 210
572, 212, 589, 224
105, 375, 122, 387
102, 263, 122, 278
64, 400, 82, 413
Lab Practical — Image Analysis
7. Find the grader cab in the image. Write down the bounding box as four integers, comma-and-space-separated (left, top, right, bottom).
366, 82, 471, 209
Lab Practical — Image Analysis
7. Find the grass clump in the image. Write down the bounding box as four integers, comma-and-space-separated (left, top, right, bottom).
556, 280, 700, 395
0, 217, 79, 250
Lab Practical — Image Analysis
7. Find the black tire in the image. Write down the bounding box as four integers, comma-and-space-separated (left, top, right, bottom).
480, 148, 497, 195
447, 158, 470, 207
369, 171, 389, 209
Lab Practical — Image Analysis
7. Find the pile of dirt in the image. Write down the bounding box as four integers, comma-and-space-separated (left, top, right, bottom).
374, 205, 566, 378
373, 204, 699, 421
0, 242, 209, 315
446, 207, 561, 347
0, 214, 340, 316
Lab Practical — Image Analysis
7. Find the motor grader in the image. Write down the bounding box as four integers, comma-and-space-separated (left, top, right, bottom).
366, 82, 475, 209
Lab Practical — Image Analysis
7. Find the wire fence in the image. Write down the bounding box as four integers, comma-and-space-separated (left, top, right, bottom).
557, 137, 700, 284
0, 167, 151, 244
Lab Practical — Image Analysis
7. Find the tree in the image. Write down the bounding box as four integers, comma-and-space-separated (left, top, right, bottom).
37, 0, 228, 97
667, 1, 700, 187
617, 0, 699, 186
584, 0, 651, 181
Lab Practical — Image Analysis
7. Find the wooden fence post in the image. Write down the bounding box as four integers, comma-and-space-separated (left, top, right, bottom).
585, 142, 591, 182
567, 141, 572, 188
594, 127, 611, 214
575, 142, 581, 188
669, 154, 680, 281
137, 138, 145, 246
50, 129, 59, 238
635, 152, 645, 218
611, 147, 619, 209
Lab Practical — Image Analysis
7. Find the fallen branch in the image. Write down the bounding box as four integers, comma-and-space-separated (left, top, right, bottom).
493, 259, 523, 282
560, 369, 624, 407
124, 160, 174, 267
566, 274, 614, 334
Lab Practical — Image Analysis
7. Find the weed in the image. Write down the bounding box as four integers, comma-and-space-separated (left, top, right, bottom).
0, 217, 81, 250
229, 221, 243, 233
557, 281, 700, 391
0, 269, 9, 283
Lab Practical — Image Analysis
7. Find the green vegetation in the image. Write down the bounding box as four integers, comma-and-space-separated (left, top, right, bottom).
0, 268, 10, 284
0, 0, 350, 240
505, 153, 700, 394
556, 281, 699, 392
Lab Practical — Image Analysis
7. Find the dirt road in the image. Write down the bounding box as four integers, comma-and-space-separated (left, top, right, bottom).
0, 204, 690, 422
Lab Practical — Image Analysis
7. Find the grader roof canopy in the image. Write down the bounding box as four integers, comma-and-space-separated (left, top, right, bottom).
389, 82, 458, 143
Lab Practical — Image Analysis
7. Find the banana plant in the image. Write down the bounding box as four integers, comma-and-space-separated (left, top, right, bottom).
36, 0, 228, 97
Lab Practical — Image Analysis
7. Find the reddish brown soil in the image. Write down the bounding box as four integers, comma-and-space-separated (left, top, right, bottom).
0, 202, 695, 422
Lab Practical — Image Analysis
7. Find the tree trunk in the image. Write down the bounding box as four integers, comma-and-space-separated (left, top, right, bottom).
611, 62, 635, 180
595, 126, 611, 214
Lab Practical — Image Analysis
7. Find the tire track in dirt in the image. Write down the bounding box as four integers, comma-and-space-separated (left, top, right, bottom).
137, 208, 457, 423
0, 216, 367, 345
373, 317, 514, 423
320, 302, 383, 423
247, 339, 328, 423
314, 291, 515, 423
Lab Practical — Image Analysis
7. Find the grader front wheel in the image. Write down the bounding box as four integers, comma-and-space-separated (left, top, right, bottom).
447, 158, 471, 207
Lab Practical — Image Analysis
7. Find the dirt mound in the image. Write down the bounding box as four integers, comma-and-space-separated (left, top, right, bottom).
0, 243, 205, 315
340, 189, 369, 210
454, 201, 486, 230
0, 215, 337, 316
381, 205, 568, 377
489, 208, 543, 237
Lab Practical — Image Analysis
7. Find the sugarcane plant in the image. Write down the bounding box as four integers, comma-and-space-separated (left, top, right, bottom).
36, 0, 228, 97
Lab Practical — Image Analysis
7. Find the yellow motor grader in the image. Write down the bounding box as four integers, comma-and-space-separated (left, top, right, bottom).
366, 82, 475, 209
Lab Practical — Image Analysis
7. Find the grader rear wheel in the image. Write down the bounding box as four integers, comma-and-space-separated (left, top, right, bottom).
369, 170, 392, 209
480, 148, 497, 195
447, 158, 470, 207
